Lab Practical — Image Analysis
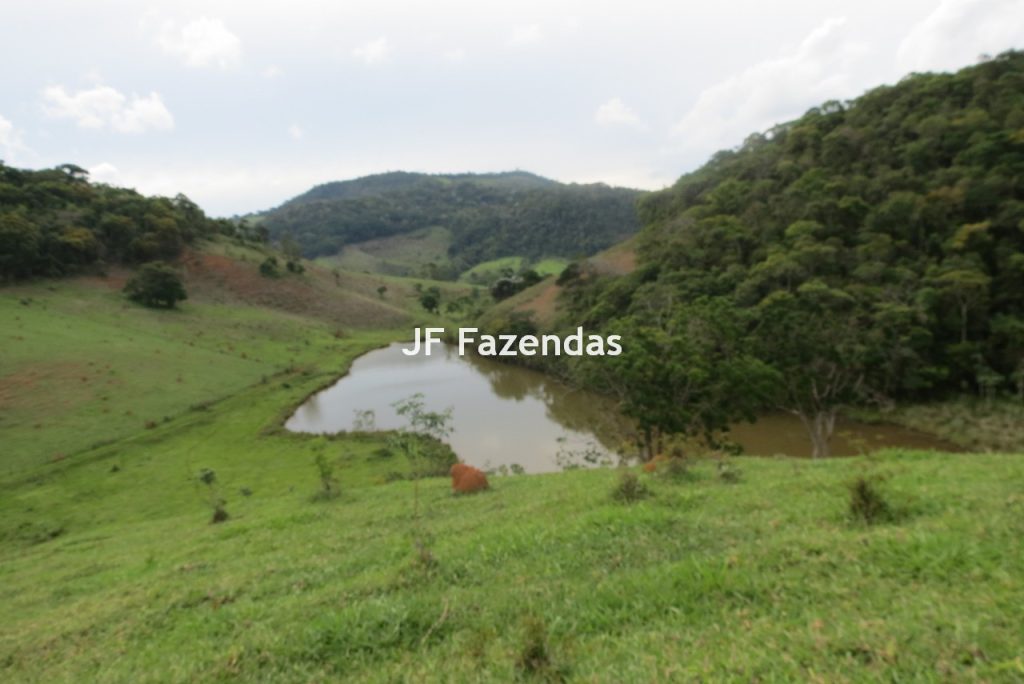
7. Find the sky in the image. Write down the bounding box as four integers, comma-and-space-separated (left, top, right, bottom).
1, 0, 1023, 216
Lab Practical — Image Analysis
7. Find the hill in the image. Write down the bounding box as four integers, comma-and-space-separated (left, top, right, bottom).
256, 171, 642, 275
0, 162, 234, 282
535, 50, 1024, 457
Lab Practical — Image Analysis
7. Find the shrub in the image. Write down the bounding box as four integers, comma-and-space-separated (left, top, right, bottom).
848, 475, 893, 524
515, 615, 567, 681
716, 456, 742, 483
612, 470, 650, 503
313, 452, 340, 500
259, 256, 280, 277
516, 615, 551, 676
197, 468, 229, 524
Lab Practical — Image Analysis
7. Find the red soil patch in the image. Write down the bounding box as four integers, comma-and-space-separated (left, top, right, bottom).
589, 244, 636, 276
513, 281, 561, 327
77, 267, 131, 290
450, 463, 489, 494
182, 249, 407, 328
0, 362, 94, 411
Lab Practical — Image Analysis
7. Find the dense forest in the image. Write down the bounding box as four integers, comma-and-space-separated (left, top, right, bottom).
258, 171, 641, 267
554, 50, 1024, 456
0, 163, 231, 280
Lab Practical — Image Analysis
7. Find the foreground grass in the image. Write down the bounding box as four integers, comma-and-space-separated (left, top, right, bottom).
2, 421, 1022, 682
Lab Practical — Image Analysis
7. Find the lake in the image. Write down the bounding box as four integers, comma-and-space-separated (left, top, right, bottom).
285, 342, 959, 472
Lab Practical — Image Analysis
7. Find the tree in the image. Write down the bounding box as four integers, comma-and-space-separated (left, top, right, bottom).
377, 285, 387, 298
259, 256, 280, 277
0, 210, 41, 280
490, 277, 520, 301
388, 394, 454, 565
578, 300, 776, 460
753, 287, 868, 458
124, 262, 187, 309
419, 286, 441, 313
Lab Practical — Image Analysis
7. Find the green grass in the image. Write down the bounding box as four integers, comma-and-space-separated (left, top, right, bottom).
458, 256, 524, 284
316, 227, 453, 278
0, 281, 364, 474
2, 435, 1022, 681
531, 257, 570, 277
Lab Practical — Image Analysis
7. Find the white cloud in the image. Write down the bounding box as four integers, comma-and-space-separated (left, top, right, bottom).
672, 17, 869, 154
897, 0, 1024, 74
353, 37, 391, 65
42, 85, 175, 134
0, 114, 26, 162
508, 24, 542, 46
443, 47, 467, 62
157, 17, 241, 69
288, 124, 304, 140
262, 65, 284, 79
594, 97, 642, 128
87, 162, 122, 184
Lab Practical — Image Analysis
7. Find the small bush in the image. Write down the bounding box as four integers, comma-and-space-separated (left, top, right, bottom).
516, 616, 551, 677
259, 256, 280, 277
848, 475, 893, 524
210, 505, 229, 524
313, 452, 340, 500
612, 470, 651, 503
197, 468, 229, 524
717, 457, 742, 483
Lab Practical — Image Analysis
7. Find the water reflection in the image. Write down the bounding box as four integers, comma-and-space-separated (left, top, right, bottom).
285, 342, 621, 473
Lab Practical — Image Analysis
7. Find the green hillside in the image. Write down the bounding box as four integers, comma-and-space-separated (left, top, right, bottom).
535, 51, 1024, 457
258, 171, 641, 272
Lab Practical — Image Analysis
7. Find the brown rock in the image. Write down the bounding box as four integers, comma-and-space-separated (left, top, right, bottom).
450, 463, 489, 494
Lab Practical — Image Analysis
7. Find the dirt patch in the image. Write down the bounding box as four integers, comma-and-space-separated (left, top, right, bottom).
0, 362, 96, 411
182, 250, 409, 329
589, 243, 636, 276
513, 281, 562, 327
77, 268, 131, 291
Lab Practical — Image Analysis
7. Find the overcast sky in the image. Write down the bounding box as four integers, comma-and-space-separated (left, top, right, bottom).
2, 0, 1023, 216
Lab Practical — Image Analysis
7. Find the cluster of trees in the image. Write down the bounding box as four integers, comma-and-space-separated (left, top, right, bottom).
0, 162, 231, 280
560, 51, 1024, 456
490, 268, 543, 301
259, 171, 640, 271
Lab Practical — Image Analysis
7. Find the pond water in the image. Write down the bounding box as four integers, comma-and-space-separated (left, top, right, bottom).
285, 342, 960, 472
285, 342, 623, 473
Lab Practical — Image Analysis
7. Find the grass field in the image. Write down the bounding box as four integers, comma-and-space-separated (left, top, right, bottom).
0, 282, 348, 474
316, 227, 453, 278
2, 249, 1023, 682
531, 257, 570, 277
2, 422, 1022, 681
458, 256, 524, 284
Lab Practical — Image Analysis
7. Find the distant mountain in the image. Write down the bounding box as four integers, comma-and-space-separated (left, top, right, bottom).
257, 171, 642, 270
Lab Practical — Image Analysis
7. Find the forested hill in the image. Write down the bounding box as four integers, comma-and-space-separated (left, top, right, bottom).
559, 50, 1024, 454
0, 163, 233, 281
257, 171, 642, 266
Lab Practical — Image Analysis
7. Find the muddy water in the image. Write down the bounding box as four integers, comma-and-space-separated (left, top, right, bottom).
285, 342, 959, 472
